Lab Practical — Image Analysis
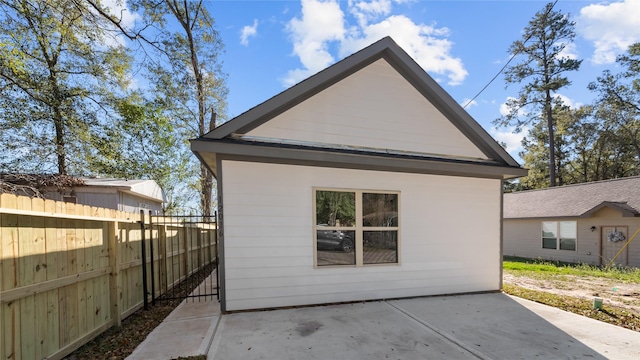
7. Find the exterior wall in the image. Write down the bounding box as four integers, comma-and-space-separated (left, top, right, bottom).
118, 192, 163, 214
221, 160, 502, 311
246, 59, 487, 160
503, 208, 640, 267
78, 191, 120, 211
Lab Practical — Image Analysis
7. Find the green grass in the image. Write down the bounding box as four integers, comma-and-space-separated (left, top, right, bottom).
503, 256, 640, 332
503, 256, 640, 283
503, 284, 640, 332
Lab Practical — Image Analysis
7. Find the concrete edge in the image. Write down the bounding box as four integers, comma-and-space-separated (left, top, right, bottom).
206, 315, 226, 359
198, 312, 222, 356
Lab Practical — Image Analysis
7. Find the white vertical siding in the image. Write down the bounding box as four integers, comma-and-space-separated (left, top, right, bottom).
221, 160, 502, 311
245, 59, 487, 160
503, 207, 640, 266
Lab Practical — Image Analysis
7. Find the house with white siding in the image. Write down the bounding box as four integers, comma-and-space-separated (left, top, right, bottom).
503, 176, 640, 268
0, 175, 166, 213
59, 178, 166, 214
191, 37, 527, 312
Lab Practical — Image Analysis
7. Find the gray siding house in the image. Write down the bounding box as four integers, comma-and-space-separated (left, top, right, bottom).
503, 176, 640, 267
45, 178, 166, 214
192, 37, 526, 312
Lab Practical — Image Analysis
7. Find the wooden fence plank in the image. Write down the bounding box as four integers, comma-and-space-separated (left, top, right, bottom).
44, 199, 59, 281
108, 219, 121, 328
2, 300, 21, 360
1, 197, 18, 292
19, 295, 35, 360
30, 198, 48, 360
46, 289, 60, 358
1, 195, 218, 360
55, 201, 68, 278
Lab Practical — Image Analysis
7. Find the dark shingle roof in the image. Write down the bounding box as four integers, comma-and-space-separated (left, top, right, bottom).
504, 176, 640, 219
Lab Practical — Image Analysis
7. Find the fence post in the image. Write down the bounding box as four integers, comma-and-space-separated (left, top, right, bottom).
215, 211, 219, 301
149, 210, 155, 306
139, 210, 148, 310
108, 219, 122, 327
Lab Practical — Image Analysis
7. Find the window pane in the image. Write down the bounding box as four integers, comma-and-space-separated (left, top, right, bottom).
560, 238, 576, 251
317, 230, 355, 266
542, 237, 557, 249
363, 231, 398, 264
542, 222, 557, 238
362, 193, 398, 227
316, 191, 355, 227
559, 221, 576, 238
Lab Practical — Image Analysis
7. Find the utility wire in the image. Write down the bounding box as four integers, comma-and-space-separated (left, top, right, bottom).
462, 0, 559, 109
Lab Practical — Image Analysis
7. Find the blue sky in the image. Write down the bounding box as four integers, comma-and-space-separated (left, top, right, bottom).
114, 0, 640, 161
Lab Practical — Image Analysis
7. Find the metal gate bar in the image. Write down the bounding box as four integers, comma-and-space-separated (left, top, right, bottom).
140, 212, 218, 305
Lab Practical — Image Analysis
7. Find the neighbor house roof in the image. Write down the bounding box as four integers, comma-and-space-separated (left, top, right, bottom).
79, 178, 166, 203
503, 176, 640, 219
191, 36, 527, 180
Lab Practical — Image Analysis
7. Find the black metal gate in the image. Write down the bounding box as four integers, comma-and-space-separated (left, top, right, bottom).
139, 211, 218, 308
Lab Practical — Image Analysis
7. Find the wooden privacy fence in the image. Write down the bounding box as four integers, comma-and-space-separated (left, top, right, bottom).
0, 194, 217, 360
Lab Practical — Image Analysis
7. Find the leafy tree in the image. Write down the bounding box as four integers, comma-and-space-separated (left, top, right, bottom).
494, 1, 581, 187
589, 43, 640, 171
136, 0, 228, 217
517, 103, 594, 189
0, 0, 131, 175
88, 94, 193, 213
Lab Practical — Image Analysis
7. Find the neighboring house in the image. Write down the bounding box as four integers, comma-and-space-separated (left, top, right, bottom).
45, 177, 166, 214
503, 176, 640, 268
191, 37, 527, 312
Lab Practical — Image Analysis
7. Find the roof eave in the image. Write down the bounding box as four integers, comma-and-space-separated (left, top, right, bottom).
191, 139, 527, 180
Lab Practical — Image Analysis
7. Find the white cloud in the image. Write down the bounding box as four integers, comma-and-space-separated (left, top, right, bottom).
240, 19, 259, 46
349, 0, 392, 26
557, 42, 578, 60
341, 15, 467, 85
283, 0, 467, 87
284, 0, 346, 86
577, 0, 640, 64
499, 97, 516, 117
490, 126, 529, 158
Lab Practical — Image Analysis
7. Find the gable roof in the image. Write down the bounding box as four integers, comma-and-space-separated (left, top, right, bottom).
503, 176, 640, 219
191, 36, 526, 180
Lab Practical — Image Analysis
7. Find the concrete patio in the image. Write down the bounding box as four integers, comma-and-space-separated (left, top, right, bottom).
128, 289, 640, 359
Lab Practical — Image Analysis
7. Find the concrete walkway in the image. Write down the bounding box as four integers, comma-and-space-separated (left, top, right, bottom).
126, 272, 221, 360
129, 289, 640, 359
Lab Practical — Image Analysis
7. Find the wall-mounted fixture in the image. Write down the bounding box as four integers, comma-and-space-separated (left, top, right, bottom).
590, 226, 597, 232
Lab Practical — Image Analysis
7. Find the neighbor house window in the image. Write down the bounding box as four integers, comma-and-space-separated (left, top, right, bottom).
314, 189, 399, 267
542, 221, 576, 251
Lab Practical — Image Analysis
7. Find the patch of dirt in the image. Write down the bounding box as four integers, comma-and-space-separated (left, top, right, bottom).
504, 273, 640, 315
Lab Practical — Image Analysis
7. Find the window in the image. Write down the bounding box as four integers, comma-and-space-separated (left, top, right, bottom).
542, 221, 576, 251
314, 189, 399, 267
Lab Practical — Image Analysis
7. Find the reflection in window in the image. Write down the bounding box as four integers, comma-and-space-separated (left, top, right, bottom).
363, 231, 397, 264
363, 193, 398, 227
542, 222, 557, 249
316, 191, 355, 227
316, 230, 355, 266
314, 189, 400, 267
